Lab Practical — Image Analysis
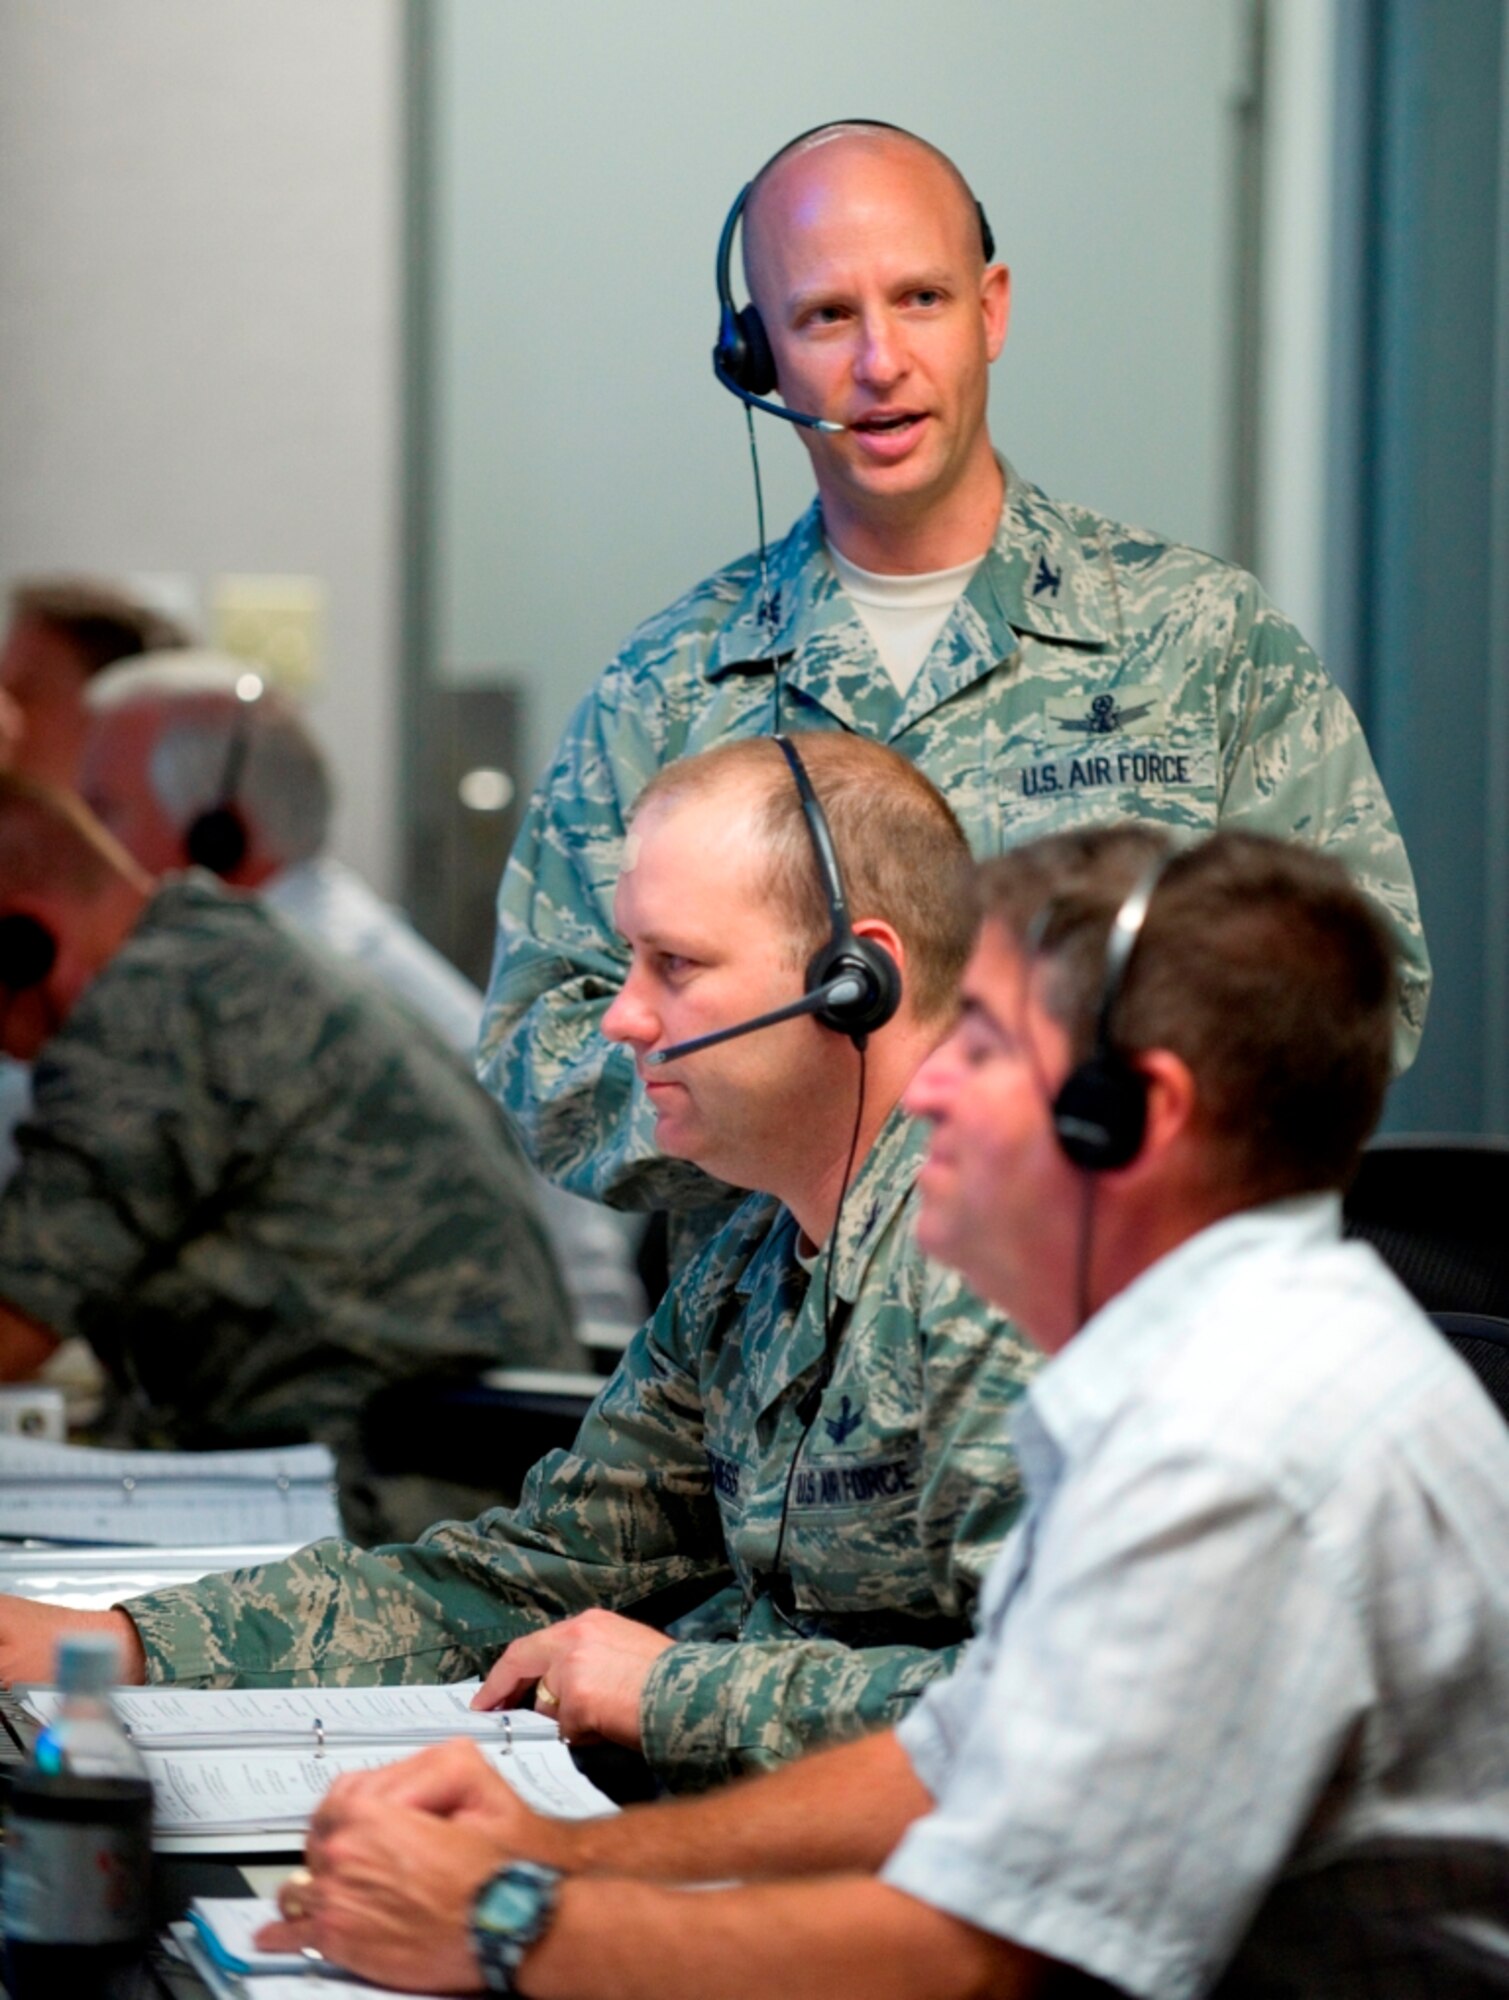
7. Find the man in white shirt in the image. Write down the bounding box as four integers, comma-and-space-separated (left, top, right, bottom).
257, 824, 1509, 1999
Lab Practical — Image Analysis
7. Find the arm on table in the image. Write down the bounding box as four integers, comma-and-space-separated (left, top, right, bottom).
262, 1733, 1029, 2000
126, 1298, 729, 1689
0, 1297, 58, 1380
0, 1597, 145, 1686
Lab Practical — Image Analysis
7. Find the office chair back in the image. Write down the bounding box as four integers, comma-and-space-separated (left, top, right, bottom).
1342, 1134, 1509, 1317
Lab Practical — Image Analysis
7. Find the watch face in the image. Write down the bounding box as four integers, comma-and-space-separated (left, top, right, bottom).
478, 1874, 552, 1935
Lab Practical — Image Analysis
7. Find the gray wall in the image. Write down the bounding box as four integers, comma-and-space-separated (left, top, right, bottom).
429, 0, 1249, 782
0, 0, 404, 889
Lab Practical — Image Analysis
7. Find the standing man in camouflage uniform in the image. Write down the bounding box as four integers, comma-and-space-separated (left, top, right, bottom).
0, 775, 575, 1543
0, 736, 1035, 1794
486, 120, 1428, 1217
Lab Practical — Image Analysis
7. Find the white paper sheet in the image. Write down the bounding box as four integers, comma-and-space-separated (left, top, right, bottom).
23, 1678, 556, 1749
142, 1738, 610, 1834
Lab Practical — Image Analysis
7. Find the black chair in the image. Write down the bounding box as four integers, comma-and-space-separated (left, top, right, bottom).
361, 1367, 600, 1495
1342, 1134, 1509, 1318
1431, 1312, 1509, 1423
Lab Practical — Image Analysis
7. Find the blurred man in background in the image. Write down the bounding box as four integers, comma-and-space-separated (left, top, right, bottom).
82, 652, 645, 1348
0, 774, 577, 1541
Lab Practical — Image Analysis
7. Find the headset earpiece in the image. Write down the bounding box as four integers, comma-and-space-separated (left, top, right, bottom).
0, 913, 59, 993
1051, 1054, 1149, 1172
713, 187, 779, 398
182, 686, 260, 879
775, 735, 902, 1049
721, 301, 778, 398
805, 933, 902, 1041
1044, 855, 1170, 1174
184, 804, 249, 878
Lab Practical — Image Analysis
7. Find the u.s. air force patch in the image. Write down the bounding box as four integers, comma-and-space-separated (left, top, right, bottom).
1010, 685, 1217, 804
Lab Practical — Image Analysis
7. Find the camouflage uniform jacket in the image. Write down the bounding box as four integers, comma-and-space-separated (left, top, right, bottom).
0, 878, 576, 1538
123, 1105, 1036, 1792
482, 464, 1429, 1210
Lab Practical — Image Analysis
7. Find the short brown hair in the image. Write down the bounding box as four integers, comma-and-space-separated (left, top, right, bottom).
631, 732, 975, 1022
975, 825, 1397, 1201
9, 577, 191, 678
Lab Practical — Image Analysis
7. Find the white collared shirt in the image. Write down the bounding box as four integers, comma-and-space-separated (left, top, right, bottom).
885, 1195, 1509, 1997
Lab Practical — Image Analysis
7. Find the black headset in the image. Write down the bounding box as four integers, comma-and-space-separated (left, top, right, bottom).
648, 734, 903, 1065
775, 735, 902, 1045
0, 913, 58, 994
1047, 856, 1169, 1173
183, 695, 257, 878
713, 119, 996, 428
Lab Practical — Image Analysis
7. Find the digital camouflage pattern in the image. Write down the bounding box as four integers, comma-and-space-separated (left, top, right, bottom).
124, 1107, 1037, 1791
0, 877, 577, 1542
481, 465, 1429, 1211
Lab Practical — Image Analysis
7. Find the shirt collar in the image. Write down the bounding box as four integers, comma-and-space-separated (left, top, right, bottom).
1024, 1193, 1345, 1478
732, 1099, 927, 1307
972, 460, 1112, 646
706, 459, 1112, 682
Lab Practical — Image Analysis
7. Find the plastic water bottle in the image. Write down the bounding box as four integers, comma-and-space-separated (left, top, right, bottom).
3, 1632, 154, 1998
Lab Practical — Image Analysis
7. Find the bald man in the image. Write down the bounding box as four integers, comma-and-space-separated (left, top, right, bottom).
484, 119, 1427, 1225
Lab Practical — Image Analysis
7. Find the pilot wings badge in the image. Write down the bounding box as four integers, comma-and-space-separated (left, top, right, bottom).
1045, 686, 1162, 741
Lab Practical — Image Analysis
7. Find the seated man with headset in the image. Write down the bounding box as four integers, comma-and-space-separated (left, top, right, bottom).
263, 826, 1509, 2000
0, 773, 576, 1543
78, 651, 644, 1348
0, 733, 1036, 1798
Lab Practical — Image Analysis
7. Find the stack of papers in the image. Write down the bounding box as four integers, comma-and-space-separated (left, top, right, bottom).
0, 1436, 341, 1546
178, 1898, 445, 1998
19, 1679, 615, 1851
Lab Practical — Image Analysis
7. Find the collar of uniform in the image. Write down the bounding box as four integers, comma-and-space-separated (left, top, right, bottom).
729, 1102, 927, 1414
706, 464, 1110, 675
976, 460, 1113, 647
1025, 1192, 1344, 1470
706, 501, 831, 679
732, 1100, 925, 1310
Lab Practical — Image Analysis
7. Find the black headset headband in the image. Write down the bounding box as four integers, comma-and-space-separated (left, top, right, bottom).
719, 119, 996, 301
648, 736, 903, 1064
183, 687, 259, 878
772, 735, 901, 1047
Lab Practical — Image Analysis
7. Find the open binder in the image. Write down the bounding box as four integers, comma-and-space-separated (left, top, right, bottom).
0, 1435, 341, 1546
18, 1679, 615, 1850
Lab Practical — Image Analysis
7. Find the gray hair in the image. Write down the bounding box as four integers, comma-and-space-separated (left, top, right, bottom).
87, 651, 332, 864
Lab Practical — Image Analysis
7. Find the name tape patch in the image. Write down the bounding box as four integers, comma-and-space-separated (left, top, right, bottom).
1016, 747, 1205, 800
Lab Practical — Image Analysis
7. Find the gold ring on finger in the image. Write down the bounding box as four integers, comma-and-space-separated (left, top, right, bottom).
280, 1866, 315, 1922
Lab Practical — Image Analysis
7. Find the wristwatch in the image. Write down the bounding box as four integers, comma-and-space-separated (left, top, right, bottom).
471, 1861, 564, 1995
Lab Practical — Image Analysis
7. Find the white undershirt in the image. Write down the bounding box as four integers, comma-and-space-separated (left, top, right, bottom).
827, 544, 983, 694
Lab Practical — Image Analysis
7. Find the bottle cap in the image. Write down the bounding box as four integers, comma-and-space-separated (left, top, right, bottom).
54, 1631, 121, 1696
